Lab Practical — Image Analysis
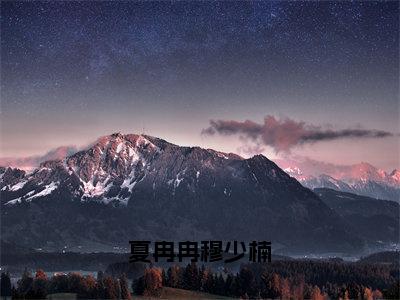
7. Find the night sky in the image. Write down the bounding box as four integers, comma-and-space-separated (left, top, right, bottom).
1, 1, 399, 170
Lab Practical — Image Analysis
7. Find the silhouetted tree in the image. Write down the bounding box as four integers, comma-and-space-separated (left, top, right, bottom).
35, 269, 47, 280
364, 287, 373, 300
215, 274, 225, 296
230, 276, 241, 297
167, 265, 180, 288
203, 270, 215, 293
80, 274, 97, 299
161, 269, 167, 286
143, 268, 163, 297
132, 276, 144, 295
103, 276, 119, 299
182, 263, 200, 291
311, 285, 324, 300
97, 270, 104, 281
31, 269, 48, 299
224, 273, 234, 297
119, 274, 131, 300
238, 267, 256, 298
67, 273, 86, 297
280, 277, 291, 300
17, 268, 33, 297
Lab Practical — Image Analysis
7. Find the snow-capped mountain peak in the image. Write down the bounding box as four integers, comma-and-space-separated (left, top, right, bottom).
0, 133, 247, 206
0, 133, 165, 205
347, 162, 388, 182
284, 166, 302, 176
390, 169, 400, 183
283, 162, 400, 202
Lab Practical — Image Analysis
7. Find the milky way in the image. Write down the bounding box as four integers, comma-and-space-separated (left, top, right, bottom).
1, 1, 398, 169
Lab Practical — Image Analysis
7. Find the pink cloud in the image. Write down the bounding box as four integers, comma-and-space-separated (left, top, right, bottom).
202, 115, 394, 153
0, 146, 78, 170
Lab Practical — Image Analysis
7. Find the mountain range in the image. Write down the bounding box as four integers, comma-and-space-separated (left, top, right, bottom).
0, 133, 362, 251
284, 164, 400, 202
0, 133, 397, 256
3, 143, 398, 202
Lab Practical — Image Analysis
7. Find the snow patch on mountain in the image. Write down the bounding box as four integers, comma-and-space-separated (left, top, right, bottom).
5, 197, 22, 205
174, 174, 184, 188
26, 181, 59, 200
121, 179, 137, 192
81, 178, 113, 198
9, 180, 28, 191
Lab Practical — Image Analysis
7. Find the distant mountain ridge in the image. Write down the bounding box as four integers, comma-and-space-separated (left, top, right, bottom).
284, 163, 400, 202
1, 133, 360, 255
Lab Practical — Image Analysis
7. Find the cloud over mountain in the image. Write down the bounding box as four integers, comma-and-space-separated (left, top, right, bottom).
202, 115, 394, 153
0, 146, 78, 170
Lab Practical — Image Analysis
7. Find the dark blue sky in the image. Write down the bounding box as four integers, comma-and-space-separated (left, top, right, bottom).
1, 1, 398, 169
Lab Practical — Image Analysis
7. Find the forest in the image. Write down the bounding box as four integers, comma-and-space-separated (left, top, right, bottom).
1, 255, 399, 299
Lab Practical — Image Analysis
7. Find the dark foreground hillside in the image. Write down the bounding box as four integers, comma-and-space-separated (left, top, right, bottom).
315, 188, 399, 245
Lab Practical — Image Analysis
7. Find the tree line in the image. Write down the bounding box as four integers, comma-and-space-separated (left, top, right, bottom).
1, 269, 131, 299
132, 261, 399, 299
1, 259, 399, 299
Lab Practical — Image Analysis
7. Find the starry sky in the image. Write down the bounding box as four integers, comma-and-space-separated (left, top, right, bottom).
1, 1, 399, 170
